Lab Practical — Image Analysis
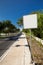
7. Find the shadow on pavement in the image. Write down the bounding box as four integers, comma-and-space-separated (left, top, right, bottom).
15, 45, 29, 47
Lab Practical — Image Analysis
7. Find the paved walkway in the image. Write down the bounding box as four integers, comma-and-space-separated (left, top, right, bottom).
0, 33, 34, 65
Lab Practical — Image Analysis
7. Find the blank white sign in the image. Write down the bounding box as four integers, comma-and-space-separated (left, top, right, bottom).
23, 14, 37, 29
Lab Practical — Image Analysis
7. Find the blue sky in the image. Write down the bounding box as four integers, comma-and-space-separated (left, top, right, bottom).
0, 0, 43, 28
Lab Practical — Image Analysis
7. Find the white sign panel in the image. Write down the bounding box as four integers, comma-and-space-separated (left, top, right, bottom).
23, 14, 37, 29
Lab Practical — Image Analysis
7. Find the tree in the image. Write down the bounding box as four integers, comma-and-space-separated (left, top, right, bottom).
17, 17, 23, 27
0, 20, 17, 34
17, 11, 43, 39
8, 24, 17, 33
31, 11, 43, 39
0, 22, 3, 34
2, 20, 11, 28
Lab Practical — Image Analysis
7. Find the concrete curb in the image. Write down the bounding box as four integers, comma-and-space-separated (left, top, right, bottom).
32, 36, 43, 45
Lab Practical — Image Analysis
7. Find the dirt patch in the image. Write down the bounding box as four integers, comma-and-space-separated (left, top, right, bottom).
26, 36, 43, 64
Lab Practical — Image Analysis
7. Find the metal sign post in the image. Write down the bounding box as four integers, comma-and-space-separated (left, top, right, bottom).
23, 14, 37, 64
29, 29, 32, 47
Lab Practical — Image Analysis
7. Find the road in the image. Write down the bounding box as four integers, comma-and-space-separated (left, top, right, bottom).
0, 33, 21, 57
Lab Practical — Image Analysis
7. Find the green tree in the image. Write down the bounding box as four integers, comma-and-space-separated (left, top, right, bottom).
17, 17, 23, 27
0, 22, 3, 34
31, 11, 43, 39
17, 11, 43, 39
8, 24, 17, 33
0, 20, 17, 34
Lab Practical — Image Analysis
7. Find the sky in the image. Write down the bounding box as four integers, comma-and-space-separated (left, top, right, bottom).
0, 0, 43, 28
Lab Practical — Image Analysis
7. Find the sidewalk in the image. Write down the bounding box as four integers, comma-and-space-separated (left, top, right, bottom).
0, 33, 34, 65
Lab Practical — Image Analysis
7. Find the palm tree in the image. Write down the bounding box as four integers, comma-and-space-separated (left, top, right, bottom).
17, 17, 23, 31
17, 17, 23, 27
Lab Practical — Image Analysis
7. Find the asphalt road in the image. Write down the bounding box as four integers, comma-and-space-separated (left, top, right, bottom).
0, 33, 22, 57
